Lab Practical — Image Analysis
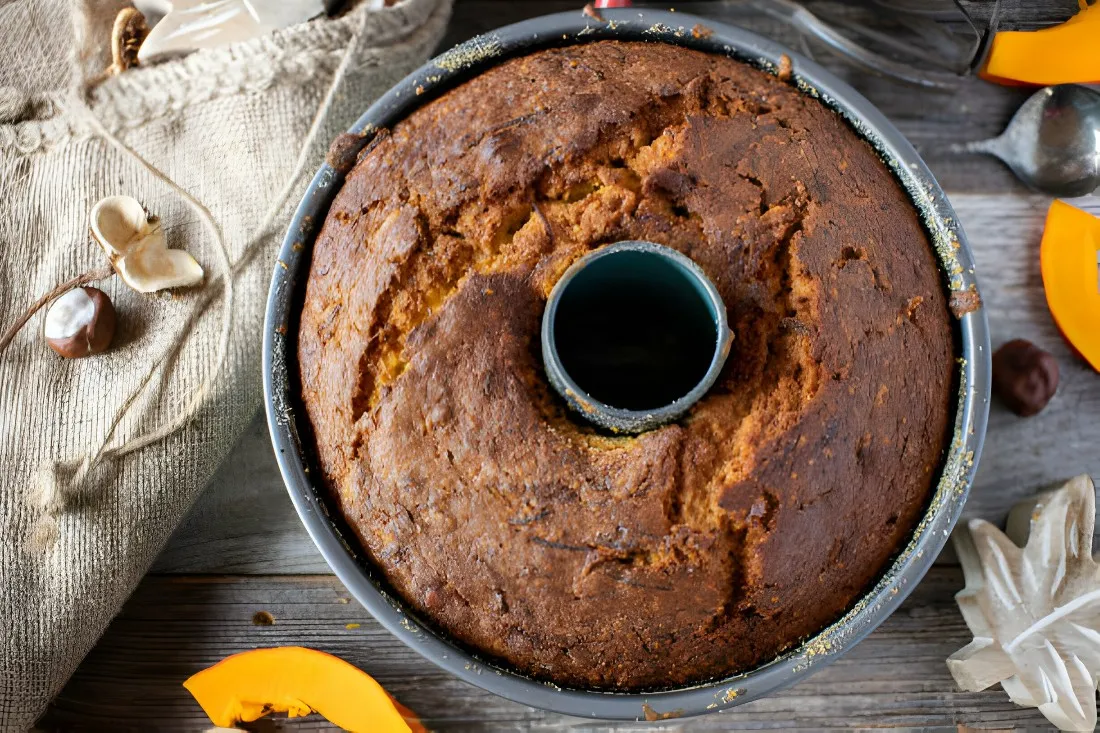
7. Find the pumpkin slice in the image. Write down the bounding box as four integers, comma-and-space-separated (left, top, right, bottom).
1040, 199, 1100, 373
981, 2, 1100, 86
183, 647, 423, 732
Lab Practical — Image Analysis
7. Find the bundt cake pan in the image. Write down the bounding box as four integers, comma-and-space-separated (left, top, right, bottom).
263, 8, 991, 721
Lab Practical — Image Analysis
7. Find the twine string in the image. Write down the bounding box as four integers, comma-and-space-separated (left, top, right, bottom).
28, 7, 371, 551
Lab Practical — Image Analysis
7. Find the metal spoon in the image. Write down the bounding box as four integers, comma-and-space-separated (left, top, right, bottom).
954, 85, 1100, 197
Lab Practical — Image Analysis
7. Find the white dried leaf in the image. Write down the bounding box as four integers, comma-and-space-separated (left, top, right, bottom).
949, 475, 1100, 731
90, 195, 204, 294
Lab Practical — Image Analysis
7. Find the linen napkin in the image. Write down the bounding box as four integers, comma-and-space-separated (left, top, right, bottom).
0, 0, 451, 726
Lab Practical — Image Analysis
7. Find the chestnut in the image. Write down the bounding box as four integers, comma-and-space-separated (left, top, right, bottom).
991, 338, 1059, 417
43, 286, 116, 358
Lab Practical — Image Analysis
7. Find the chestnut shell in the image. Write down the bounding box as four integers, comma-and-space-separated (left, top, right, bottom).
45, 287, 116, 358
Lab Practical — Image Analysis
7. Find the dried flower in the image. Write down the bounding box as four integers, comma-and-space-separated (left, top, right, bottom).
90, 195, 204, 293
107, 8, 150, 76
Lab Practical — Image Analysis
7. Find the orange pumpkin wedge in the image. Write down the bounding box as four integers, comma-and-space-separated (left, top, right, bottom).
183, 647, 423, 732
981, 2, 1100, 86
1040, 199, 1100, 372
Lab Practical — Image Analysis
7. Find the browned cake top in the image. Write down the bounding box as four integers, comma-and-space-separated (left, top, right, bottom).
298, 41, 955, 690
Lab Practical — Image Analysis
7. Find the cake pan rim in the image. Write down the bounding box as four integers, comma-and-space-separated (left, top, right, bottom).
262, 8, 992, 722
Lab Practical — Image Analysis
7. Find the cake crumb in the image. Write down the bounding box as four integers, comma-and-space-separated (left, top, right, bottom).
691, 23, 713, 39
326, 132, 369, 175
434, 35, 503, 73
905, 295, 924, 320
642, 703, 683, 721
949, 286, 982, 317
777, 53, 793, 81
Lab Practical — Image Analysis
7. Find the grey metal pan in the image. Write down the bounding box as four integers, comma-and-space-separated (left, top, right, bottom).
263, 8, 991, 721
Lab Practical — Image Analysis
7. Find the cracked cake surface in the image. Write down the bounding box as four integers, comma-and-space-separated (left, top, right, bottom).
297, 41, 955, 690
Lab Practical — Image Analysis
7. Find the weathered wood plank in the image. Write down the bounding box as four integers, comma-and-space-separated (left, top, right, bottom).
40, 570, 1049, 731
154, 192, 1100, 575
950, 195, 1100, 522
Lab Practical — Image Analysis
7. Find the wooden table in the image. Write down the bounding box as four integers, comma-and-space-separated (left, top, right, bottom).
42, 1, 1100, 730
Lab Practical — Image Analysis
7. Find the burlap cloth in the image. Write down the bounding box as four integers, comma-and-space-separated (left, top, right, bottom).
0, 0, 451, 727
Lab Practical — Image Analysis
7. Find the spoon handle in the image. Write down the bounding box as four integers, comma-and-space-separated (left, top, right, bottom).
949, 135, 1008, 161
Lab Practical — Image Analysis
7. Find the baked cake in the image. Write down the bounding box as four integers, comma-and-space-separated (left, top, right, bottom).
297, 41, 955, 690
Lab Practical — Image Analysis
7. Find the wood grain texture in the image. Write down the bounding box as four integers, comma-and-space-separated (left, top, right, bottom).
950, 195, 1100, 520
40, 570, 1051, 731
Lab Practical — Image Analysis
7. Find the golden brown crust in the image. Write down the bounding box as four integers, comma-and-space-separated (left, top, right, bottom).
298, 41, 955, 690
